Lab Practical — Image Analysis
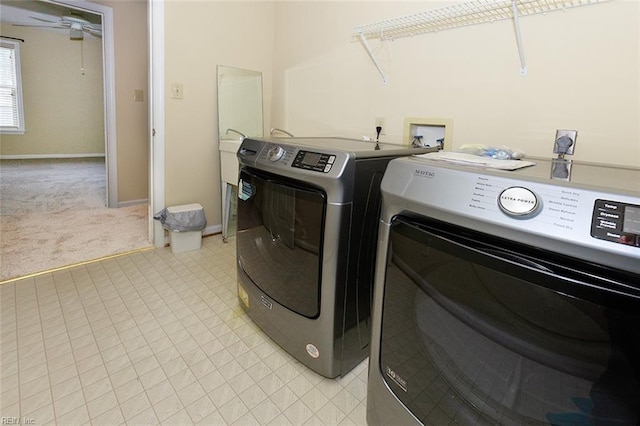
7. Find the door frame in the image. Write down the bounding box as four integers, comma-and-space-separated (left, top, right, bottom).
149, 0, 164, 247
46, 0, 117, 207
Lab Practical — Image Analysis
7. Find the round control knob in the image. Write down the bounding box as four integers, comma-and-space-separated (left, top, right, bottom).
267, 146, 285, 162
498, 186, 539, 217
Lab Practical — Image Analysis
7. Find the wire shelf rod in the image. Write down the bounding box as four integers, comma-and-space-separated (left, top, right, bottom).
353, 0, 611, 40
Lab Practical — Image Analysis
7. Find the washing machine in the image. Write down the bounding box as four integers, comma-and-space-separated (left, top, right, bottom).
367, 155, 640, 425
235, 137, 435, 378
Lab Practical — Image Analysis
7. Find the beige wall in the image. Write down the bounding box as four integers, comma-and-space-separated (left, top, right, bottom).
93, 0, 149, 203
272, 1, 640, 167
0, 26, 104, 155
164, 1, 275, 227
164, 0, 638, 232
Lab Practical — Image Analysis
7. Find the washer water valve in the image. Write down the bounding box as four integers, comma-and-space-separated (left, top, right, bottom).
554, 129, 578, 159
411, 135, 445, 150
411, 135, 424, 148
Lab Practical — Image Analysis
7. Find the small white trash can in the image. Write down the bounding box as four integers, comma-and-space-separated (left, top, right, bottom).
166, 203, 204, 254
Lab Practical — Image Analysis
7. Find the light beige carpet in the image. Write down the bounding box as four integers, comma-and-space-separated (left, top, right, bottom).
0, 158, 152, 282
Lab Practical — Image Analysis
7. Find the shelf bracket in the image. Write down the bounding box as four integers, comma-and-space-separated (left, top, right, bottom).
511, 0, 528, 76
358, 32, 387, 84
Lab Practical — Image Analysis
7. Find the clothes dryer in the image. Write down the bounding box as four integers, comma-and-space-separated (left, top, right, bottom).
367, 155, 640, 425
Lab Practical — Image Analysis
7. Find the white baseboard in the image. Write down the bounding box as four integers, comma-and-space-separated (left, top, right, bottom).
0, 153, 106, 160
117, 199, 148, 208
203, 224, 222, 236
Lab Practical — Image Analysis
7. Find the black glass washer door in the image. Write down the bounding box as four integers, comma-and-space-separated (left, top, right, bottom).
379, 215, 640, 426
237, 167, 326, 318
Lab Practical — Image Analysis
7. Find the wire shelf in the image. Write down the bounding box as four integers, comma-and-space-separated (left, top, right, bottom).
352, 0, 612, 82
353, 0, 611, 40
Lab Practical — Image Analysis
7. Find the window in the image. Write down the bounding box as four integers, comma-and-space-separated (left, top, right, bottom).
0, 39, 25, 134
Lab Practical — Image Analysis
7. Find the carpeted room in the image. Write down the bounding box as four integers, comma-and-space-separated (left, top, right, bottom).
0, 158, 149, 282
1, 1, 150, 282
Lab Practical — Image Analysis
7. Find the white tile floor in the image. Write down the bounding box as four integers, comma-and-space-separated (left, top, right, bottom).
0, 236, 368, 425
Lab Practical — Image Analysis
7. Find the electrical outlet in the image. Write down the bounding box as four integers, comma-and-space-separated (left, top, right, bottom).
554, 129, 578, 156
375, 117, 386, 135
170, 83, 184, 100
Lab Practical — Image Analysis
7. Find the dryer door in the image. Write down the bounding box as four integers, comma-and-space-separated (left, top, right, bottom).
237, 167, 326, 318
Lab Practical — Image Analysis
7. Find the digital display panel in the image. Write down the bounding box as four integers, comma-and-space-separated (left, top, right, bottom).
623, 205, 640, 234
301, 152, 322, 167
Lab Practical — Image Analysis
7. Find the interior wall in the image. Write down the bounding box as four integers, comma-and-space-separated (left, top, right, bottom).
0, 26, 104, 156
92, 0, 149, 204
271, 1, 640, 168
163, 1, 275, 228
161, 0, 638, 232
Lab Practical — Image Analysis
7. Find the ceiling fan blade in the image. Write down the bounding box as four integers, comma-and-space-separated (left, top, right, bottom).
81, 24, 103, 37
29, 15, 59, 24
12, 23, 65, 29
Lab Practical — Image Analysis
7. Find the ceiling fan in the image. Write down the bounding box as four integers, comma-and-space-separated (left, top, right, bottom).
12, 12, 102, 40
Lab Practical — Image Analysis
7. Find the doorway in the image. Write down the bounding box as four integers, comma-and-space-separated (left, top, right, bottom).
0, 0, 153, 281
0, 0, 117, 206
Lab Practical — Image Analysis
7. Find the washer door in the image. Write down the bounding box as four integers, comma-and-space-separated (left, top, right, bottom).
237, 167, 326, 318
378, 215, 640, 425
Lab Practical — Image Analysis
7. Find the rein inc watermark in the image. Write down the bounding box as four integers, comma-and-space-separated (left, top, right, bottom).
1, 418, 35, 425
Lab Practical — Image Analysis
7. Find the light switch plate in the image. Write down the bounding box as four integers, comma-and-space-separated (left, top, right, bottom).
171, 83, 184, 99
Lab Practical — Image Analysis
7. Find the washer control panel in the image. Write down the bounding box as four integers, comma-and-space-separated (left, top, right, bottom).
390, 159, 640, 260
291, 150, 336, 173
254, 144, 338, 174
267, 146, 286, 162
256, 143, 296, 166
591, 200, 640, 247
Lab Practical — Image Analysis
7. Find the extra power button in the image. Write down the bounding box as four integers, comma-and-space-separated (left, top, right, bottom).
498, 187, 539, 217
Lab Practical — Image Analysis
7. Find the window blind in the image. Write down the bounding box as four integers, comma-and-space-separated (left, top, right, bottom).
0, 41, 21, 130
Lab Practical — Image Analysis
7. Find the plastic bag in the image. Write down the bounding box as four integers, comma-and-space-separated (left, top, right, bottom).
458, 144, 526, 160
154, 206, 206, 232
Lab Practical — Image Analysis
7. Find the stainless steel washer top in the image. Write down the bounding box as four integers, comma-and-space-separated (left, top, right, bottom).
238, 137, 436, 170
245, 136, 431, 155
238, 137, 436, 203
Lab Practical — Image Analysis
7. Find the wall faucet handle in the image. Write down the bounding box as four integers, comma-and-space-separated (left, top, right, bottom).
270, 128, 294, 137
225, 128, 246, 140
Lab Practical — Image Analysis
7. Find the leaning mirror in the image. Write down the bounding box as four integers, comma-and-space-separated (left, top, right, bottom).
217, 65, 263, 140
217, 65, 263, 241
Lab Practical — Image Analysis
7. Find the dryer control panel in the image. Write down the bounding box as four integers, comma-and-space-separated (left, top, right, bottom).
591, 200, 640, 247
